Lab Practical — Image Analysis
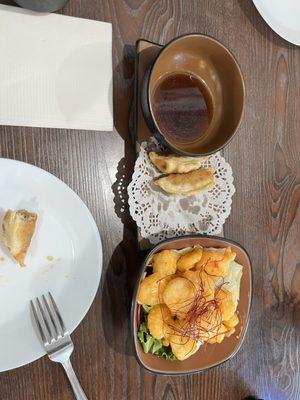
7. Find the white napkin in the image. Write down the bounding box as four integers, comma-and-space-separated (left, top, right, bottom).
0, 5, 113, 131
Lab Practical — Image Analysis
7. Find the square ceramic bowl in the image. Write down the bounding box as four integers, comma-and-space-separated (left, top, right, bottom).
131, 235, 252, 375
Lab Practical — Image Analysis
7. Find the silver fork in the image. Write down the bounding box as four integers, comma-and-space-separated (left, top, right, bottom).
30, 292, 88, 400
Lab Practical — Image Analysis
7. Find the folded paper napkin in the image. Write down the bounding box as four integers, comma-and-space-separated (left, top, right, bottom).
0, 5, 113, 131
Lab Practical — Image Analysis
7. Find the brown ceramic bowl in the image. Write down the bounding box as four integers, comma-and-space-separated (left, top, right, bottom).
141, 33, 245, 156
131, 235, 252, 375
15, 0, 69, 12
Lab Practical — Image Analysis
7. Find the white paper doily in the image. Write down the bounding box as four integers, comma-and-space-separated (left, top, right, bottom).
128, 138, 235, 244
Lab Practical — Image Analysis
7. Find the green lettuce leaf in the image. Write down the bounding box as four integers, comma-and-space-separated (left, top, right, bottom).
155, 346, 177, 361
142, 304, 153, 314
137, 311, 177, 361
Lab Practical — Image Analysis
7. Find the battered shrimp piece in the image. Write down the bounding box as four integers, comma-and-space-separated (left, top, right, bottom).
223, 313, 239, 337
177, 246, 203, 272
152, 250, 179, 276
183, 270, 215, 301
163, 276, 196, 319
225, 328, 236, 337
147, 304, 173, 340
195, 247, 236, 278
223, 313, 239, 329
169, 334, 201, 360
200, 271, 215, 301
137, 273, 172, 305
207, 323, 227, 344
192, 305, 223, 342
215, 288, 236, 320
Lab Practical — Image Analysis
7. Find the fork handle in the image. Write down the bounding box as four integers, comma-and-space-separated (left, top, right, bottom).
62, 359, 88, 400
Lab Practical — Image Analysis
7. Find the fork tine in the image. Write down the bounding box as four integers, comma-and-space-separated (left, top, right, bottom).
30, 300, 48, 345
36, 297, 52, 342
42, 294, 59, 339
48, 292, 67, 335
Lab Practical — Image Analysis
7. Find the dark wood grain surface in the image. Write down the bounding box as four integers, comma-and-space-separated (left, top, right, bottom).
0, 0, 299, 399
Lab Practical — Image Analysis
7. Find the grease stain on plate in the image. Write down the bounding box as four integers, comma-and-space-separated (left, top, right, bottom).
41, 257, 62, 275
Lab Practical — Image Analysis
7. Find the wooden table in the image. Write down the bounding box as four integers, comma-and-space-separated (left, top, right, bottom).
0, 0, 299, 399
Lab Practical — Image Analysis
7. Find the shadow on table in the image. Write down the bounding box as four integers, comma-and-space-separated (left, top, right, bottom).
101, 236, 142, 356
233, 376, 263, 400
112, 43, 136, 223
0, 1, 16, 5
101, 43, 141, 356
237, 0, 291, 49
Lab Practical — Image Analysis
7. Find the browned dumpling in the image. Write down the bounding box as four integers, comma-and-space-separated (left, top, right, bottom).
149, 152, 208, 174
154, 168, 215, 196
2, 209, 37, 267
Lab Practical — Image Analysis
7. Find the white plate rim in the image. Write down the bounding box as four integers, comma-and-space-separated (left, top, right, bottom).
252, 0, 300, 45
0, 157, 103, 372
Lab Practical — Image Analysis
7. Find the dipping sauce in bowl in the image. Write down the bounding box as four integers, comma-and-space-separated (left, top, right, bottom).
141, 33, 245, 157
152, 73, 214, 144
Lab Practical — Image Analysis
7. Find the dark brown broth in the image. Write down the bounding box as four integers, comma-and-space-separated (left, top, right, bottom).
152, 73, 213, 144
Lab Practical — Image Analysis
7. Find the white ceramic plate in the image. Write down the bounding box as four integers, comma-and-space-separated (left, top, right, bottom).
0, 158, 102, 372
252, 0, 300, 45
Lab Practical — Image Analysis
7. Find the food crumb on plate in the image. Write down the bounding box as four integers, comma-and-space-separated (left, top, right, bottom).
0, 256, 5, 262
46, 256, 54, 261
